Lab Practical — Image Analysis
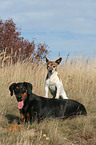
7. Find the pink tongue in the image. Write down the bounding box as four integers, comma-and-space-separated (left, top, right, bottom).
18, 101, 23, 109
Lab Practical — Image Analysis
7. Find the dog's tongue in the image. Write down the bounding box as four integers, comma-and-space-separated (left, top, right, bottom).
18, 101, 23, 109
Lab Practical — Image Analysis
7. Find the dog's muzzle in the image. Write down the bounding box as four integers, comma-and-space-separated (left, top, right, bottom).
49, 70, 52, 73
17, 95, 22, 102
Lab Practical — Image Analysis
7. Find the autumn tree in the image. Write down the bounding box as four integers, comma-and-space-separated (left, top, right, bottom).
0, 18, 48, 64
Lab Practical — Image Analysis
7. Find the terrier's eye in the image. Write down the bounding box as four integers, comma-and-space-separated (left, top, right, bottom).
53, 65, 55, 68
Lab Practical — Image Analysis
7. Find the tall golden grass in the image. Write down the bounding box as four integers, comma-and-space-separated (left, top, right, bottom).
0, 56, 96, 144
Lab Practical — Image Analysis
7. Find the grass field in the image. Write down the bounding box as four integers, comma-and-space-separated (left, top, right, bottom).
0, 57, 96, 145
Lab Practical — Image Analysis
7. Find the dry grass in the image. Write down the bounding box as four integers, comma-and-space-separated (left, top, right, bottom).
0, 56, 96, 145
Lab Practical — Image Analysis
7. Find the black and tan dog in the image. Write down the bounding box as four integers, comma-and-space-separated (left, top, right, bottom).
9, 82, 87, 123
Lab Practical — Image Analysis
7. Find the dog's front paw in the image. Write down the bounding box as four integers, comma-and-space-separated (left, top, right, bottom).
55, 96, 59, 99
44, 96, 48, 98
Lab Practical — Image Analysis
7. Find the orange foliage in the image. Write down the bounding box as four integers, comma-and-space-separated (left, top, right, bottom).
0, 18, 48, 64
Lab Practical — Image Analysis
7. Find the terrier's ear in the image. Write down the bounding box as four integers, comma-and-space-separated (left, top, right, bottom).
23, 82, 32, 95
46, 58, 49, 63
9, 83, 16, 96
55, 57, 62, 65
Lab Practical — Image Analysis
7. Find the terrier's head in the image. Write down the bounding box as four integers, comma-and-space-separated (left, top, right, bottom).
46, 57, 62, 73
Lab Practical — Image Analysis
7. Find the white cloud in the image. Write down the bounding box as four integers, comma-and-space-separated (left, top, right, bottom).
1, 0, 96, 34
0, 0, 96, 58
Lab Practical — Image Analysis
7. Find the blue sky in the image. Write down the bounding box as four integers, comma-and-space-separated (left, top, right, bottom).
0, 0, 96, 60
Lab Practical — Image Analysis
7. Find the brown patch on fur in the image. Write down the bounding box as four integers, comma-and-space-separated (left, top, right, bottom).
26, 113, 30, 120
46, 58, 62, 68
20, 113, 24, 121
47, 61, 58, 67
21, 90, 27, 100
47, 61, 58, 71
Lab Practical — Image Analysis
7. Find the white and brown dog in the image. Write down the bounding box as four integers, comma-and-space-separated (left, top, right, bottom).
45, 57, 68, 99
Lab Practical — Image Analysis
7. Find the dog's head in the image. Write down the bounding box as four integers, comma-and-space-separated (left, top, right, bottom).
46, 57, 62, 73
9, 82, 32, 109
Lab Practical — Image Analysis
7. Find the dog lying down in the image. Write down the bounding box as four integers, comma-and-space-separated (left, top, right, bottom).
9, 82, 87, 123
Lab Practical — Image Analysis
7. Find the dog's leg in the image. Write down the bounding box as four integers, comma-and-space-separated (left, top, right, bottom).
62, 90, 68, 99
45, 84, 48, 98
55, 87, 60, 99
20, 113, 24, 122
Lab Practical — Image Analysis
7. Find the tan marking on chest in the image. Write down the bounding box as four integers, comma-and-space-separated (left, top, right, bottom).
21, 90, 27, 100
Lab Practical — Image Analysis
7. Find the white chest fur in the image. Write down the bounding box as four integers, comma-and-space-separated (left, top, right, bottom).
45, 71, 68, 99
46, 72, 60, 86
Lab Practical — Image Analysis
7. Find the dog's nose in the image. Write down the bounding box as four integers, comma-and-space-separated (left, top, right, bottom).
18, 95, 22, 99
49, 70, 52, 73
17, 95, 22, 102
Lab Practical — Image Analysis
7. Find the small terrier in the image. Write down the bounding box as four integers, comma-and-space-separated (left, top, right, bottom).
45, 57, 68, 99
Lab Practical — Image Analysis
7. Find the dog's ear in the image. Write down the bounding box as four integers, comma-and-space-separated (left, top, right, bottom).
9, 83, 16, 96
23, 82, 32, 95
55, 57, 62, 65
46, 58, 49, 63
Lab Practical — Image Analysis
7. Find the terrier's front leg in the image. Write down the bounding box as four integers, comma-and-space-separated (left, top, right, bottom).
55, 87, 60, 99
45, 84, 48, 98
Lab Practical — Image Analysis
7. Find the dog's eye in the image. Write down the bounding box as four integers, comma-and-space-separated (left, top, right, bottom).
15, 87, 18, 91
21, 87, 24, 90
53, 65, 55, 68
